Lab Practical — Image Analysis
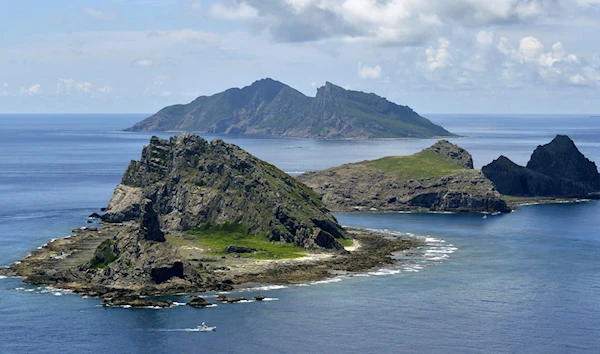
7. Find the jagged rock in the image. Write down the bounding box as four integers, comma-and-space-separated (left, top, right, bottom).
224, 246, 256, 254
89, 213, 102, 219
482, 135, 600, 198
125, 79, 455, 139
103, 134, 347, 250
428, 140, 474, 169
299, 140, 510, 213
254, 295, 266, 301
101, 296, 173, 308
187, 297, 213, 308
140, 200, 165, 242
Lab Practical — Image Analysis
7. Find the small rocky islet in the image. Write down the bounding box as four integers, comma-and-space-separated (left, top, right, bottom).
298, 140, 511, 214
482, 135, 600, 200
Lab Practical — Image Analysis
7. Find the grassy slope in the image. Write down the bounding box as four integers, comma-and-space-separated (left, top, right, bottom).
365, 149, 464, 181
167, 223, 309, 260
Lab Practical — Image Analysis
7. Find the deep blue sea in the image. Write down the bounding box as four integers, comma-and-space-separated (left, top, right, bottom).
1, 114, 600, 353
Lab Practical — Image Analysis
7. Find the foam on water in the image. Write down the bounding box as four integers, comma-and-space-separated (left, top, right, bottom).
237, 284, 289, 292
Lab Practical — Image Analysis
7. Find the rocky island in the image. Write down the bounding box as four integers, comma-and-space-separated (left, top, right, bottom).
298, 140, 510, 213
482, 135, 600, 200
125, 78, 455, 139
0, 134, 423, 301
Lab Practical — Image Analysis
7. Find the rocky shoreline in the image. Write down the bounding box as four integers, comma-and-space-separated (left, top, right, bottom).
0, 224, 424, 300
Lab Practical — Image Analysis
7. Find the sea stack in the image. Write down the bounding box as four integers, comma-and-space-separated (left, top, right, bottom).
482, 135, 600, 198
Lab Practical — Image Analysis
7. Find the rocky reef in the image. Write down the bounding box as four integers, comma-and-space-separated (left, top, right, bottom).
482, 135, 600, 198
125, 78, 455, 139
298, 140, 510, 213
103, 134, 346, 250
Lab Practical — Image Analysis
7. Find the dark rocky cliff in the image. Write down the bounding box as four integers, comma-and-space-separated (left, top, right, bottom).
103, 134, 346, 250
298, 140, 510, 213
482, 135, 600, 198
125, 78, 455, 139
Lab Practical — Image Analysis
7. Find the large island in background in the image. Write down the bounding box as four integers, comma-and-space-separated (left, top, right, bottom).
126, 78, 455, 139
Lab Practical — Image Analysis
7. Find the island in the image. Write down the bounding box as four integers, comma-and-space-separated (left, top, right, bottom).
125, 78, 455, 139
482, 135, 600, 202
298, 140, 511, 213
0, 134, 423, 304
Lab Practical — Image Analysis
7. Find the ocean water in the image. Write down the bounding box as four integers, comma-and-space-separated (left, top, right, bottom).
1, 114, 600, 353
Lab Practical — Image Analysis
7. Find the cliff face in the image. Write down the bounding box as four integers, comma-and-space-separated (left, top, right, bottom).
482, 135, 600, 198
125, 79, 455, 139
298, 140, 510, 213
103, 134, 346, 250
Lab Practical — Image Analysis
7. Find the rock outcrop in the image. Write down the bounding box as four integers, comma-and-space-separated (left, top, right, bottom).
83, 200, 201, 292
125, 78, 455, 139
482, 135, 600, 198
103, 134, 346, 250
298, 140, 510, 213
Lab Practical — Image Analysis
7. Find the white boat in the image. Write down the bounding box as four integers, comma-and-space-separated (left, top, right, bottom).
196, 322, 216, 332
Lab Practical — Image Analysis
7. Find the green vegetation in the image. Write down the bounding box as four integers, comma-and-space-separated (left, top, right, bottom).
89, 239, 118, 269
182, 223, 308, 260
365, 150, 463, 181
338, 238, 354, 247
127, 79, 454, 139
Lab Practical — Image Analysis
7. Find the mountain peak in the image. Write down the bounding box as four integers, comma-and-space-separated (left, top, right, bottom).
125, 78, 455, 139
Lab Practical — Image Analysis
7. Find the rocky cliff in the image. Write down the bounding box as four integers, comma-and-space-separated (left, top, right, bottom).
482, 135, 600, 198
103, 134, 347, 250
298, 141, 510, 213
125, 78, 455, 139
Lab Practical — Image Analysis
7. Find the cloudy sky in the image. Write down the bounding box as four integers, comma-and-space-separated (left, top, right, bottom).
1, 0, 600, 114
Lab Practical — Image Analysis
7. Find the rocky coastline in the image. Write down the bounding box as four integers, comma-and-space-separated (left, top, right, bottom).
0, 224, 423, 299
0, 134, 425, 303
298, 140, 510, 214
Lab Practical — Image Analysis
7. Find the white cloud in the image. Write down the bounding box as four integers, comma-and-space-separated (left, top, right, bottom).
98, 85, 113, 94
358, 62, 382, 79
210, 2, 259, 21
20, 84, 41, 95
494, 36, 600, 88
518, 37, 544, 62
426, 38, 453, 72
83, 8, 116, 22
144, 75, 169, 96
476, 31, 494, 46
57, 78, 92, 96
569, 74, 587, 85
131, 58, 154, 67
232, 0, 600, 45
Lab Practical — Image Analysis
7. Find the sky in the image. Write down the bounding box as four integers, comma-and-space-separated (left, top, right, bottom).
1, 0, 599, 114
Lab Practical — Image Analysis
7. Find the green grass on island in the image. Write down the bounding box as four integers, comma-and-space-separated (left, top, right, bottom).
338, 238, 354, 247
89, 239, 118, 269
172, 223, 309, 260
365, 149, 463, 181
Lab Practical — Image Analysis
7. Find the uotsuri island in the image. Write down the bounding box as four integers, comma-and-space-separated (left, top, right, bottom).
126, 78, 456, 139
